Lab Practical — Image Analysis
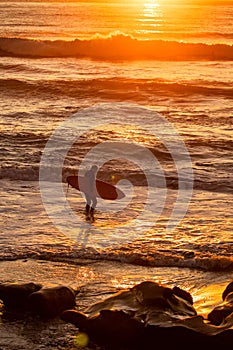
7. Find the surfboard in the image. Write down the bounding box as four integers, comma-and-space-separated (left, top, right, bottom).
66, 175, 125, 200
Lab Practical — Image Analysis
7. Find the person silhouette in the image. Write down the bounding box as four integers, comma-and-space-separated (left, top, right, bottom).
84, 165, 98, 220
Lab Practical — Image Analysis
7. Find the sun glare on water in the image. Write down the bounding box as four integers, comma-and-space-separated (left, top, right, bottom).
137, 0, 164, 36
143, 1, 161, 17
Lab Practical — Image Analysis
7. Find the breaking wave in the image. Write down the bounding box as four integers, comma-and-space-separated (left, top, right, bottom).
0, 34, 233, 61
0, 243, 232, 272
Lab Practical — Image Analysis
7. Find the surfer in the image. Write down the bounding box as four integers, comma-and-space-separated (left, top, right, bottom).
84, 165, 98, 220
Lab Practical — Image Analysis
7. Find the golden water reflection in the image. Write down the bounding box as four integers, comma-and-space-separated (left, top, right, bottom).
138, 1, 164, 36
143, 1, 160, 17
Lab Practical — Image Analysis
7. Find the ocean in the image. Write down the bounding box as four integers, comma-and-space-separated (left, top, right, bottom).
0, 0, 233, 313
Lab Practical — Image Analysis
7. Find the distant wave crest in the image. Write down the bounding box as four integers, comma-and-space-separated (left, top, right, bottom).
0, 164, 232, 194
0, 34, 233, 61
1, 77, 232, 99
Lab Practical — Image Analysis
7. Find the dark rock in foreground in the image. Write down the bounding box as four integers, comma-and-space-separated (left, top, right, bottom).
208, 280, 233, 326
0, 282, 42, 309
222, 281, 233, 301
86, 281, 197, 322
0, 282, 77, 318
62, 281, 233, 349
1, 280, 233, 349
29, 286, 76, 318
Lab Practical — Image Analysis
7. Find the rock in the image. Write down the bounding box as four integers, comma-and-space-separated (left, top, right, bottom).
133, 281, 195, 313
87, 281, 197, 323
145, 323, 211, 350
131, 281, 170, 302
173, 286, 193, 305
89, 309, 144, 347
222, 281, 233, 301
0, 282, 42, 309
61, 281, 233, 349
145, 323, 233, 349
69, 281, 196, 346
62, 310, 233, 349
61, 310, 87, 328
29, 286, 76, 318
62, 309, 144, 348
133, 282, 197, 327
213, 329, 233, 346
208, 292, 233, 326
225, 292, 233, 302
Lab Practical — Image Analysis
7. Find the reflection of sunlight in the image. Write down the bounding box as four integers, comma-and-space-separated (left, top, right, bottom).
140, 0, 163, 24
144, 1, 160, 18
137, 0, 163, 37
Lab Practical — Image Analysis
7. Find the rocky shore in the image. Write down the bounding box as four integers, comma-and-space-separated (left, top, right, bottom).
0, 260, 233, 350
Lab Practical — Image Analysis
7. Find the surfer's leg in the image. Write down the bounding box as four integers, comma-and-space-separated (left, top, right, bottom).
92, 197, 97, 209
85, 204, 90, 214
90, 197, 97, 220
90, 207, 95, 221
85, 194, 91, 215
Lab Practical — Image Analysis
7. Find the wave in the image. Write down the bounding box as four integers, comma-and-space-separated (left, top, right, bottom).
0, 164, 232, 194
158, 31, 233, 40
1, 125, 232, 194
0, 34, 233, 61
0, 243, 232, 272
1, 77, 232, 99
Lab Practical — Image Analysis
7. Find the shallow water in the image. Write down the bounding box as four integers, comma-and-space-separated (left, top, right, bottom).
0, 179, 232, 272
